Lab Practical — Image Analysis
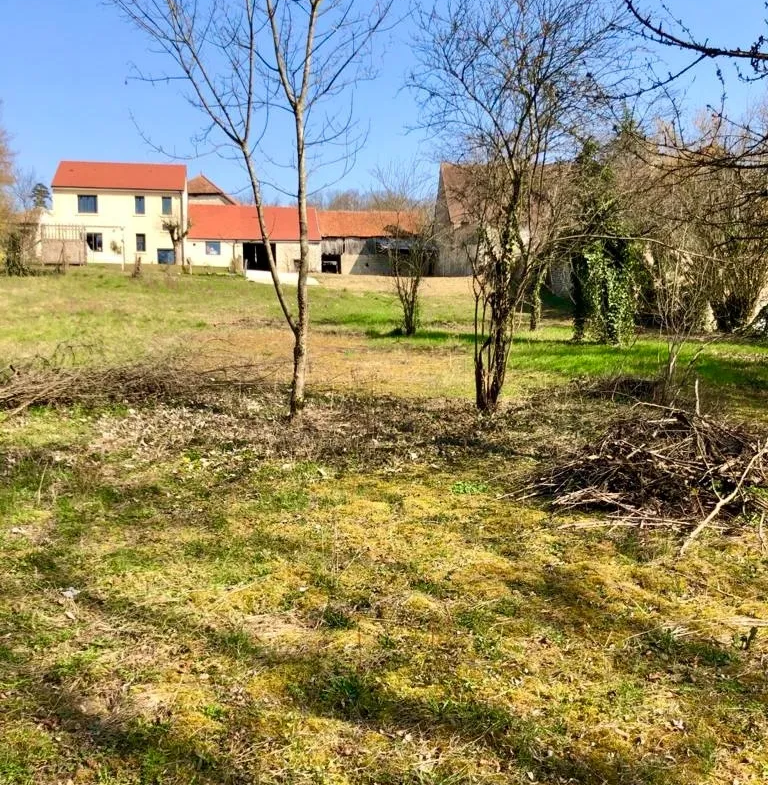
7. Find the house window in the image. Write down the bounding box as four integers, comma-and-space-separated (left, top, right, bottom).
161, 196, 172, 215
78, 195, 98, 214
86, 232, 103, 252
157, 248, 175, 265
136, 233, 146, 252
205, 241, 221, 256
135, 195, 145, 215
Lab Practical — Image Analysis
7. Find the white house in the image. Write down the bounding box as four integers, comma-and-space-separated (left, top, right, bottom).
44, 161, 188, 266
41, 161, 322, 272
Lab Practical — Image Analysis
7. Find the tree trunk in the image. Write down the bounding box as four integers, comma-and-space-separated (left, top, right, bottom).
290, 107, 310, 419
290, 325, 308, 416
529, 264, 547, 331
404, 307, 417, 336
661, 341, 679, 405
475, 358, 490, 411
572, 260, 587, 341
475, 358, 503, 412
173, 238, 182, 267
529, 280, 542, 331
474, 322, 508, 413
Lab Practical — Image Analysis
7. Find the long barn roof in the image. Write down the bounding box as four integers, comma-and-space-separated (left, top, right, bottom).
188, 204, 321, 242
318, 210, 422, 238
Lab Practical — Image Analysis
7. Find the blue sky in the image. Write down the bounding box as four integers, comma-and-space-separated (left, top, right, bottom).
1, 1, 766, 202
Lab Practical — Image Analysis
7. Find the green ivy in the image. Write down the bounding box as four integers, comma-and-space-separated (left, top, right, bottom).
569, 135, 640, 346
573, 238, 640, 345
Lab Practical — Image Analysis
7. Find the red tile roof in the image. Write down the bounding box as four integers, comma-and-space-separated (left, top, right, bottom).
188, 204, 321, 242
318, 210, 422, 238
52, 161, 187, 191
188, 174, 238, 204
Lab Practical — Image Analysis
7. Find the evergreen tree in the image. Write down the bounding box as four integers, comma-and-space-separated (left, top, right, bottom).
31, 182, 51, 210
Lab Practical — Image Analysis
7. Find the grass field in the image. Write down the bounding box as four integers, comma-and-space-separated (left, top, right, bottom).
3, 268, 768, 408
2, 267, 768, 784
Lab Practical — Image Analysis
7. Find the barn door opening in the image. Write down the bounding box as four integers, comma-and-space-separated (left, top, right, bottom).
321, 253, 342, 274
243, 242, 277, 271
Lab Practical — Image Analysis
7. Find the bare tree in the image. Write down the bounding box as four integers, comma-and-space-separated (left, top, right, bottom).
643, 237, 715, 405
682, 117, 768, 331
388, 216, 436, 336
625, 1, 768, 77
614, 126, 724, 403
310, 186, 430, 212
698, 173, 768, 332
412, 0, 637, 411
310, 189, 369, 210
2, 161, 41, 277
642, 110, 768, 332
0, 113, 15, 258
112, 0, 392, 417
162, 216, 192, 273
372, 162, 436, 336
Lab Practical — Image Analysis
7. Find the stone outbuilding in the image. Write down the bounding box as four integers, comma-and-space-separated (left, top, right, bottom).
433, 161, 571, 296
317, 210, 424, 274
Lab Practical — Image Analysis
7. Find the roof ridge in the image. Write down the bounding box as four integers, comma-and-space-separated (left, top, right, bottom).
57, 159, 185, 167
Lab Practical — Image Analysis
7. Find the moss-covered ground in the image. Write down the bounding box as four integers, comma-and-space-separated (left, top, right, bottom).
1, 268, 768, 783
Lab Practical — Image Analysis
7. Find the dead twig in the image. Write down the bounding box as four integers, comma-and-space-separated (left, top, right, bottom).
0, 346, 272, 420
680, 439, 768, 555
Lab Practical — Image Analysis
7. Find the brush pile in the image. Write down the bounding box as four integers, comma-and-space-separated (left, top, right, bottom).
0, 344, 272, 417
523, 404, 768, 539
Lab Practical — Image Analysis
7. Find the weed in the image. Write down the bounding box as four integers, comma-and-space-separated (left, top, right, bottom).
200, 703, 227, 721
450, 480, 489, 495
210, 627, 262, 660
319, 604, 356, 630
317, 670, 382, 720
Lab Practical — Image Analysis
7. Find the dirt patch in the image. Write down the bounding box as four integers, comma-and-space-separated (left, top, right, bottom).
315, 273, 474, 297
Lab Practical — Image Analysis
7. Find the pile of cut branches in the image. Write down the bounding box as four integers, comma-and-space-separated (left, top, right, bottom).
520, 404, 768, 552
0, 344, 273, 418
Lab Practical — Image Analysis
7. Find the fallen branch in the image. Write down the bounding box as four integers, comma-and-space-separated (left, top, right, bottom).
680, 439, 768, 555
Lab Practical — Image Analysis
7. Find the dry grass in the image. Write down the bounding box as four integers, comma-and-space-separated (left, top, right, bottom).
314, 271, 475, 297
